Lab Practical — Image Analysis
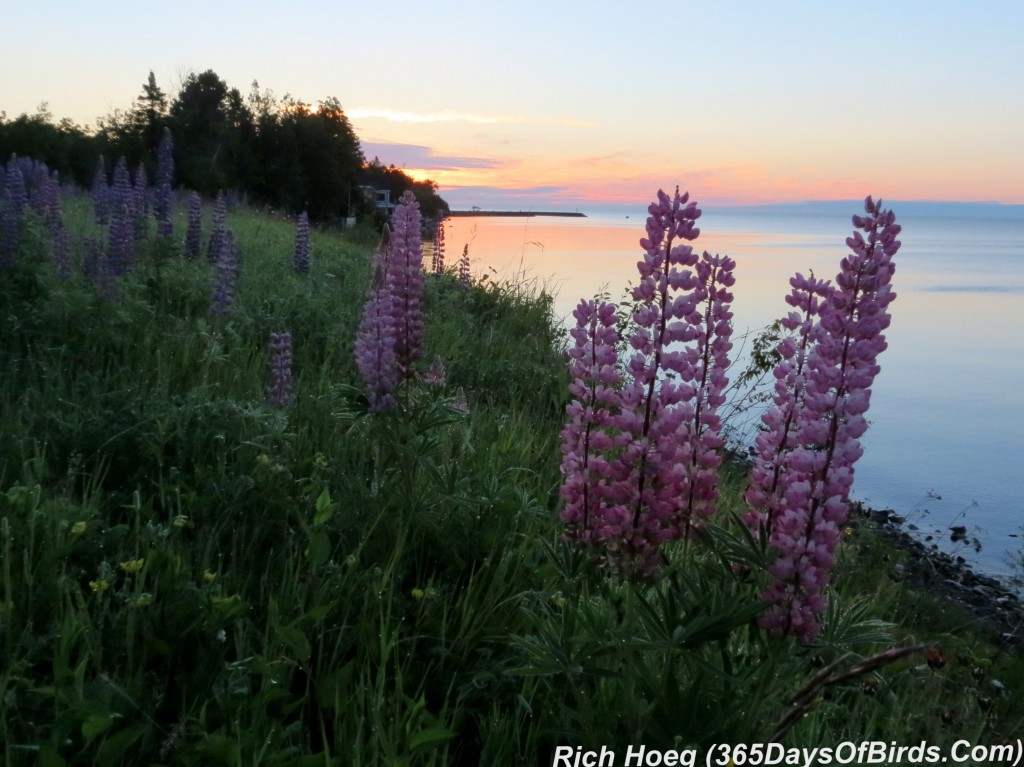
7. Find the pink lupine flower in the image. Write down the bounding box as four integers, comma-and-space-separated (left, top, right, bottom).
744, 272, 835, 535
559, 298, 627, 548
353, 191, 427, 410
559, 188, 735, 576
457, 244, 471, 286
752, 197, 899, 640
386, 191, 425, 375
610, 189, 735, 572
431, 217, 446, 275
354, 234, 400, 411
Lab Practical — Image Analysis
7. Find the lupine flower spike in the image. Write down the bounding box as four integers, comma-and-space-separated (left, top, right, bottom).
457, 244, 471, 286
207, 191, 227, 262
386, 191, 425, 375
559, 299, 626, 548
108, 203, 136, 275
210, 228, 238, 315
354, 228, 399, 411
266, 332, 295, 406
431, 218, 446, 275
749, 197, 899, 641
560, 188, 734, 576
293, 211, 311, 273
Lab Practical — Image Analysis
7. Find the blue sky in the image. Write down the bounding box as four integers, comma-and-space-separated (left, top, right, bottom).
3, 1, 1022, 207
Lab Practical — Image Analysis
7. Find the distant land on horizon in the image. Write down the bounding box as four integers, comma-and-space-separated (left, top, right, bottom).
462, 199, 1024, 220
449, 210, 587, 218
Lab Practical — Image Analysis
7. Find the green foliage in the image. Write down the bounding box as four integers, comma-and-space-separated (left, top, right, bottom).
0, 107, 99, 188
2, 71, 448, 222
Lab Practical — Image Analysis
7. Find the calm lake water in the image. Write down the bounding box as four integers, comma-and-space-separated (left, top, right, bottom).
443, 201, 1024, 579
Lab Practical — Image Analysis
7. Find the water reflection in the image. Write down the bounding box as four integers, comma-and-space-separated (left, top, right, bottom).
442, 211, 1024, 578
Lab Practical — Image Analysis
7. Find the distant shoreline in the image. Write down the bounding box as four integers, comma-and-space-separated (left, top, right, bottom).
448, 210, 587, 218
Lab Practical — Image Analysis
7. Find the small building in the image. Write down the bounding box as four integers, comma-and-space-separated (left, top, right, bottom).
359, 186, 396, 214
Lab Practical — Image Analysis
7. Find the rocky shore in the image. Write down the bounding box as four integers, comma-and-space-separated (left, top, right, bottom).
851, 503, 1024, 646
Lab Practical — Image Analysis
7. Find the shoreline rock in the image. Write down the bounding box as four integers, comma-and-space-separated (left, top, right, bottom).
850, 502, 1024, 646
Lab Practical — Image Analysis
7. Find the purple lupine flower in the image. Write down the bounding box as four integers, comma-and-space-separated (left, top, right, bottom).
431, 217, 446, 275
559, 298, 628, 548
92, 157, 110, 225
559, 188, 735, 575
457, 244, 471, 286
266, 331, 295, 406
206, 190, 227, 262
184, 191, 202, 260
674, 251, 736, 534
386, 190, 425, 375
1, 158, 25, 267
293, 210, 310, 273
42, 170, 63, 237
607, 189, 714, 571
111, 157, 134, 217
154, 128, 174, 239
4, 156, 27, 216
354, 237, 399, 411
744, 272, 835, 535
16, 157, 47, 201
40, 170, 71, 277
753, 197, 899, 641
107, 203, 136, 275
27, 160, 52, 217
210, 228, 238, 315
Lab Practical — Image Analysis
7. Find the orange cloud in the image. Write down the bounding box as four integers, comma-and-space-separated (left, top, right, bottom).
387, 139, 1024, 208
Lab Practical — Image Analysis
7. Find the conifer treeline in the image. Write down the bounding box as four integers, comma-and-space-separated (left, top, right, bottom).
0, 70, 449, 222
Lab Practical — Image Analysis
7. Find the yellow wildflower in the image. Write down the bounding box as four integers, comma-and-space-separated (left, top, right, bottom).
119, 558, 145, 574
203, 570, 218, 583
89, 579, 110, 592
411, 588, 425, 600
70, 521, 87, 536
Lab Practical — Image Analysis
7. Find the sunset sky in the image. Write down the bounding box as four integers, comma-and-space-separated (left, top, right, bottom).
3, 1, 1022, 209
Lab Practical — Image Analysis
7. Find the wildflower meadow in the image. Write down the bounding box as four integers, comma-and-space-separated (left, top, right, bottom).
0, 147, 1021, 765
